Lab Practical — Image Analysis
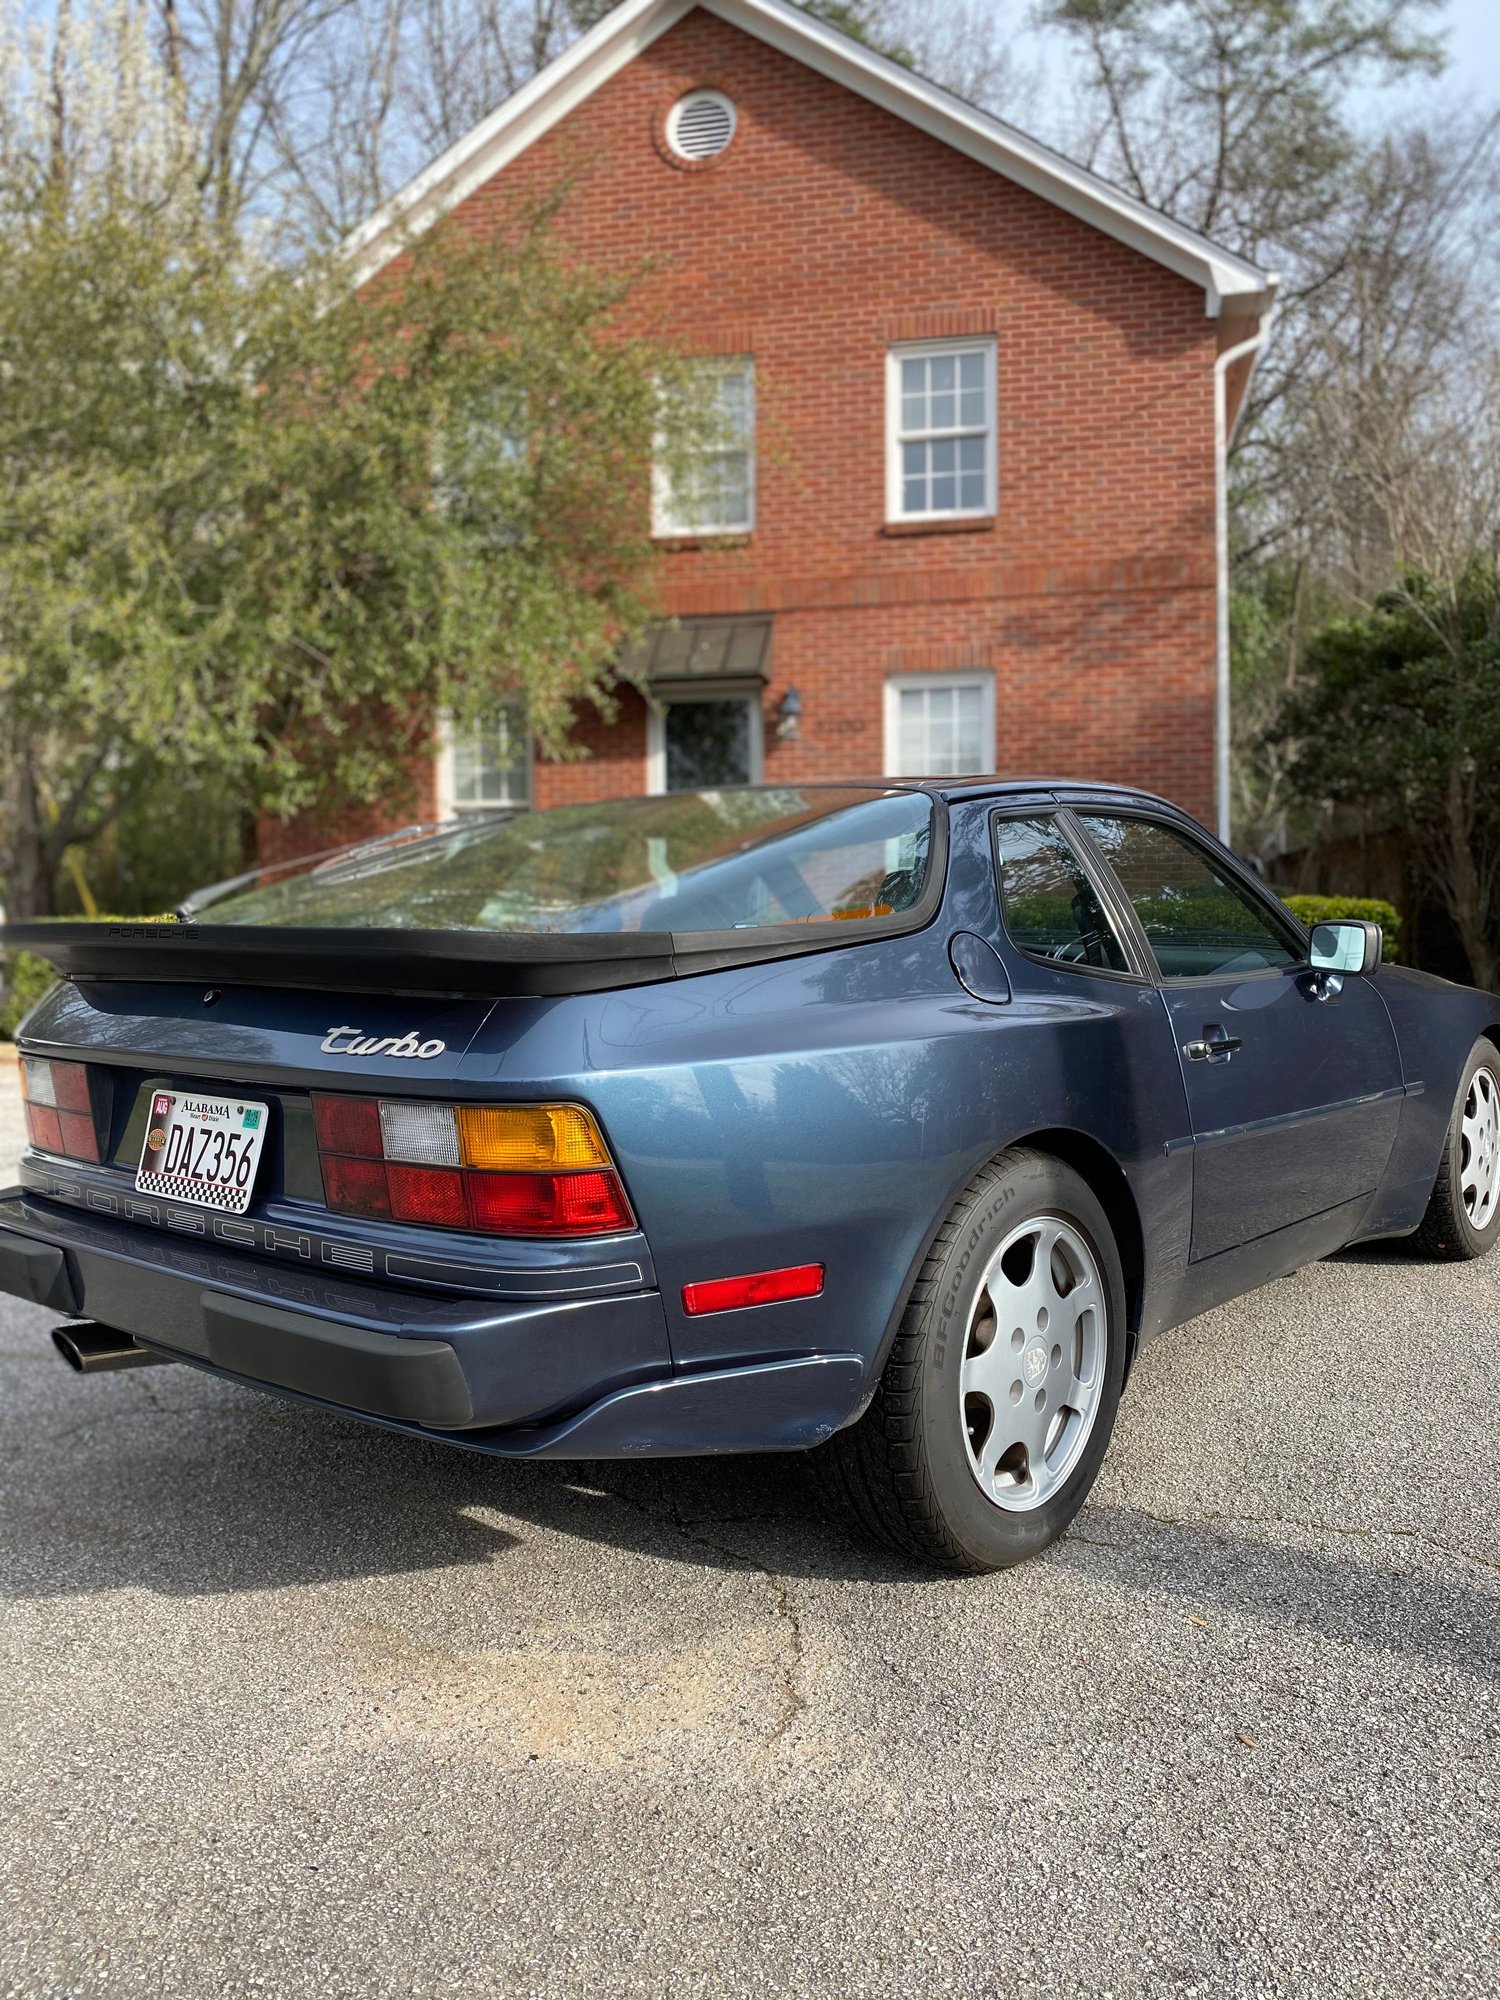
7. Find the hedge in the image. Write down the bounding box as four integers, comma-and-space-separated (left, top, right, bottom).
2, 914, 174, 1039
1280, 895, 1402, 962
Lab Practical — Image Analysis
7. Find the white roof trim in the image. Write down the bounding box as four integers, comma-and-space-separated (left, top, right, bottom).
343, 0, 1278, 321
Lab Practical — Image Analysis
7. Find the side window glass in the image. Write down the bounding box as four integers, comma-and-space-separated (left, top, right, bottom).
1077, 815, 1300, 979
994, 817, 1132, 974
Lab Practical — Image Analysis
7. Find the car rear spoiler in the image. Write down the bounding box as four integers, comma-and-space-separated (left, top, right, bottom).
0, 915, 912, 999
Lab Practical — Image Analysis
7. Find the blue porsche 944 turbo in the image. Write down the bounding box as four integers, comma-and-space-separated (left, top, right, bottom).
2, 782, 1496, 1572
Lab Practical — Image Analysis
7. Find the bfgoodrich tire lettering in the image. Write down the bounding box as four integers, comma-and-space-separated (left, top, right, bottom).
1414, 1037, 1500, 1262
818, 1149, 1127, 1574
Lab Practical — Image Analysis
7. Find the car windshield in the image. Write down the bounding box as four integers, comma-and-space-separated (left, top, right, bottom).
195, 788, 936, 936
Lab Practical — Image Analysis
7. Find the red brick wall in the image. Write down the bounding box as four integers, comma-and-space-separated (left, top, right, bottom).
268, 5, 1221, 859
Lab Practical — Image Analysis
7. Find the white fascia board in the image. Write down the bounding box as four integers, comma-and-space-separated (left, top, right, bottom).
708, 0, 1273, 317
343, 0, 696, 285
343, 0, 1277, 323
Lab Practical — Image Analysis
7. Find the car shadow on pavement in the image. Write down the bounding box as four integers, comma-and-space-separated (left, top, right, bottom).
3, 1369, 1496, 1688
0, 1370, 924, 1597
1056, 1503, 1500, 1683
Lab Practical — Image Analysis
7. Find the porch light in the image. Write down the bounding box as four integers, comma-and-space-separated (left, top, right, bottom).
775, 687, 803, 741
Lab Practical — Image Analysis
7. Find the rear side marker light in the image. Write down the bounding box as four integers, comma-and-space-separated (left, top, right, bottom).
682, 1264, 826, 1317
312, 1094, 634, 1239
20, 1058, 100, 1164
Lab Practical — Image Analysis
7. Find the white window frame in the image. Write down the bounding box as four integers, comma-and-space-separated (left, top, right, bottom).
883, 672, 997, 779
653, 356, 756, 540
886, 338, 998, 525
646, 693, 765, 796
435, 707, 533, 818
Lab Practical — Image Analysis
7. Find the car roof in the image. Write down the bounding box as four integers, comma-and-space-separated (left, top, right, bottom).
868, 776, 1189, 814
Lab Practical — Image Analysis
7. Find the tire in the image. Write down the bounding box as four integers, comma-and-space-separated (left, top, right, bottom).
1413, 1037, 1500, 1262
817, 1149, 1127, 1574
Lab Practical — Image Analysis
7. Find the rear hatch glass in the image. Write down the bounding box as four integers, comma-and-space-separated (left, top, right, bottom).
191, 788, 935, 938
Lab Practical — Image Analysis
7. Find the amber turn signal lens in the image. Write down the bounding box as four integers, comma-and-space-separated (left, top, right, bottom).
457, 1103, 610, 1173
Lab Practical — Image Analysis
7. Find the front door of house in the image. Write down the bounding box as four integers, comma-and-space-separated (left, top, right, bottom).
661, 696, 761, 792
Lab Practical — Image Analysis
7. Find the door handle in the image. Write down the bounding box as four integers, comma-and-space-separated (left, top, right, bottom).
1184, 1029, 1243, 1064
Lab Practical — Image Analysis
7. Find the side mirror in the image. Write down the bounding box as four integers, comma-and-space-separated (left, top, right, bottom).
1310, 920, 1382, 977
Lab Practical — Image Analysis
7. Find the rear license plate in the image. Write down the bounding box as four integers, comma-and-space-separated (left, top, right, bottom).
136, 1091, 268, 1215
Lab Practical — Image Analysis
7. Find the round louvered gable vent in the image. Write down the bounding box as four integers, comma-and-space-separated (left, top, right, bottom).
667, 90, 737, 163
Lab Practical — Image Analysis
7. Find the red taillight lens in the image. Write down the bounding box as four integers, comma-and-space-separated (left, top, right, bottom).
321, 1153, 392, 1219
312, 1093, 383, 1159
682, 1264, 826, 1317
51, 1063, 93, 1113
20, 1059, 100, 1162
58, 1111, 101, 1162
387, 1163, 469, 1229
313, 1094, 634, 1239
24, 1103, 65, 1155
467, 1169, 633, 1238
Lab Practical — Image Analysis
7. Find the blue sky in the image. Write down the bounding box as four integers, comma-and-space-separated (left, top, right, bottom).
1434, 0, 1500, 77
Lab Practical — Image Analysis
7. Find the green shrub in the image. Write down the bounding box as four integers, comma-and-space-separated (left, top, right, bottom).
2, 913, 174, 1039
1280, 894, 1402, 961
0, 951, 57, 1039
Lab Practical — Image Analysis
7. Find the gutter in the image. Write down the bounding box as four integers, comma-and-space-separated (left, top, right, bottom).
1213, 302, 1277, 846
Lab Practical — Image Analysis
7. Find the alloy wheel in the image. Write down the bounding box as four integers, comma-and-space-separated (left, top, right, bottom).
958, 1214, 1107, 1514
1461, 1065, 1500, 1232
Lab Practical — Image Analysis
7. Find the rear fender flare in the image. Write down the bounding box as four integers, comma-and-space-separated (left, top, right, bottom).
852, 1126, 1145, 1423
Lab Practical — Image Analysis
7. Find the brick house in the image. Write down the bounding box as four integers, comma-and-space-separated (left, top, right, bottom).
263, 0, 1276, 865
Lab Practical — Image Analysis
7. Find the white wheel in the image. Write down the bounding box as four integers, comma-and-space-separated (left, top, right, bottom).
958, 1215, 1108, 1514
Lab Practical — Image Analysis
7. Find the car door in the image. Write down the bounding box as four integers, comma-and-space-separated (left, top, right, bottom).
988, 810, 1191, 1247
1069, 810, 1404, 1261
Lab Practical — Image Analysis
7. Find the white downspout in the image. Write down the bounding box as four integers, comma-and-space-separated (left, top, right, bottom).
1213, 311, 1273, 847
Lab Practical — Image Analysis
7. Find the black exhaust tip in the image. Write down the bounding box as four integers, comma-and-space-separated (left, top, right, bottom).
51, 1323, 178, 1375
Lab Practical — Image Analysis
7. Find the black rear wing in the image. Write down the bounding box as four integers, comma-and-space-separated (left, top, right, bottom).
0, 913, 917, 999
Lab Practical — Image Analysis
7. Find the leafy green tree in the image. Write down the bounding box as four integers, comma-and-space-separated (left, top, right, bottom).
1272, 564, 1500, 989
0, 154, 675, 918
1034, 0, 1500, 875
0, 206, 673, 916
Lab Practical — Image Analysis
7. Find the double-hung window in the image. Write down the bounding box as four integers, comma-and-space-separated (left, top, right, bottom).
884, 673, 996, 778
887, 340, 997, 523
438, 707, 532, 816
654, 357, 756, 538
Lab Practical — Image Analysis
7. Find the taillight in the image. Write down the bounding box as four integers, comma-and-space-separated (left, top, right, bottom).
312, 1095, 634, 1239
19, 1058, 101, 1163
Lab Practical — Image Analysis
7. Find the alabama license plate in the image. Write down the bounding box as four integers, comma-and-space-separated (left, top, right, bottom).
136, 1091, 268, 1215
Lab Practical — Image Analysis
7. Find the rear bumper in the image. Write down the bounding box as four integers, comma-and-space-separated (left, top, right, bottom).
0, 1191, 865, 1458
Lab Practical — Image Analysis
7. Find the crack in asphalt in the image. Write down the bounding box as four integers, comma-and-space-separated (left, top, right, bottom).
1071, 1504, 1500, 1579
577, 1479, 808, 1741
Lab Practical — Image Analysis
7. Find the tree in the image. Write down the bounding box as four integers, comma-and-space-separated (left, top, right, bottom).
1035, 1, 1500, 872
258, 0, 1023, 240
0, 1, 675, 917
1272, 565, 1500, 988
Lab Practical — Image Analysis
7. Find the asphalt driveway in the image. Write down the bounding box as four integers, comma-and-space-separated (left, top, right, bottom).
0, 1058, 1496, 2000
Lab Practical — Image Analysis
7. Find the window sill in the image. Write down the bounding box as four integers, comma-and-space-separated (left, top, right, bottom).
882, 515, 997, 539
653, 532, 754, 552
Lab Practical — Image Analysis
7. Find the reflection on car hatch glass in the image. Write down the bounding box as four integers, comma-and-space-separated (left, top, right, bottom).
195, 788, 934, 939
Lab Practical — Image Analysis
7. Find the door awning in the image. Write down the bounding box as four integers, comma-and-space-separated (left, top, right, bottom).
620, 617, 773, 695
